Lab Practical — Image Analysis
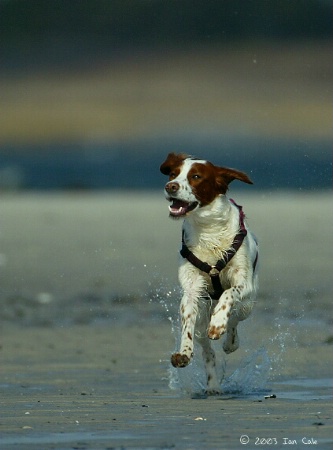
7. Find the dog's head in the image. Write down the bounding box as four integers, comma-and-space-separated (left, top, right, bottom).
160, 152, 253, 218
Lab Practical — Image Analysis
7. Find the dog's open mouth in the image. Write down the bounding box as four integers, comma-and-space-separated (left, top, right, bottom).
168, 199, 198, 217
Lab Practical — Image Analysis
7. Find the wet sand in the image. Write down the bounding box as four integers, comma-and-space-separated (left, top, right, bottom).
1, 191, 332, 449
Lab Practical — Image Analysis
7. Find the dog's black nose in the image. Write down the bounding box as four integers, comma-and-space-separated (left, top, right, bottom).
165, 182, 180, 193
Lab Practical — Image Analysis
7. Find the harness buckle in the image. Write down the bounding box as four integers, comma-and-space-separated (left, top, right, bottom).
209, 266, 220, 277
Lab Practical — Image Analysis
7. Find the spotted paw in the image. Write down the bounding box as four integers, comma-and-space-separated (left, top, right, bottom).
207, 324, 226, 340
171, 353, 190, 368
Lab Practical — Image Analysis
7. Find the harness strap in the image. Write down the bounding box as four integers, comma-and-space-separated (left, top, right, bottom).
180, 199, 254, 300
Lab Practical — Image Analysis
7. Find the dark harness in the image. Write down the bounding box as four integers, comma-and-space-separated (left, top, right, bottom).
180, 199, 258, 300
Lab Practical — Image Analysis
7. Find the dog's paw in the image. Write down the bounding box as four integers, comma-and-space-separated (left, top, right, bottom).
207, 324, 226, 340
205, 388, 222, 396
171, 353, 190, 368
223, 331, 239, 354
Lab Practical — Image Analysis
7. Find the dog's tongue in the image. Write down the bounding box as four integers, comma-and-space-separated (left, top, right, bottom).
169, 199, 189, 217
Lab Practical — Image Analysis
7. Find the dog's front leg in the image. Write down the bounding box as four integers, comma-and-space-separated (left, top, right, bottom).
207, 281, 254, 342
171, 292, 198, 368
171, 265, 205, 368
207, 286, 241, 340
208, 285, 244, 340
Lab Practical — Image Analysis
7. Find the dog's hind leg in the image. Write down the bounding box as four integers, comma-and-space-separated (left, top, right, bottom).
198, 336, 222, 394
195, 301, 223, 395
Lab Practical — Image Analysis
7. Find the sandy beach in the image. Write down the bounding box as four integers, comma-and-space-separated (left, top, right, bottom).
0, 3, 332, 447
0, 191, 332, 449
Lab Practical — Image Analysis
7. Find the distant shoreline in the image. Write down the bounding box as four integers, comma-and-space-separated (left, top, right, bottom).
0, 137, 331, 191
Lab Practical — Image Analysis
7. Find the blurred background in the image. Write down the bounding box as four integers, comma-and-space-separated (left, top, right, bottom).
0, 3, 332, 411
0, 0, 332, 191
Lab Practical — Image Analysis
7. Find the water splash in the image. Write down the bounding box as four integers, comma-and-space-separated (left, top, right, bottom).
268, 315, 299, 380
168, 343, 271, 396
168, 359, 206, 395
167, 314, 271, 396
155, 284, 301, 397
148, 277, 180, 320
167, 318, 208, 395
222, 347, 271, 394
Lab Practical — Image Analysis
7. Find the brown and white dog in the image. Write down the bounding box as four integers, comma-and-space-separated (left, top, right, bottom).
160, 152, 258, 394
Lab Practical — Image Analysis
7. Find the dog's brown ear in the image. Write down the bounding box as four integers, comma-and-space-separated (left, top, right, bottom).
160, 152, 189, 175
216, 166, 253, 193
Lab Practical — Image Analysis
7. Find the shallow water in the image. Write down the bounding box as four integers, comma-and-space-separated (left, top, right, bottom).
164, 298, 333, 404
273, 378, 333, 401
2, 320, 333, 450
0, 431, 138, 447
1, 193, 332, 448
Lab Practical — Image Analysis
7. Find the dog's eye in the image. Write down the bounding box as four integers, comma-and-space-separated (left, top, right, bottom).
192, 174, 201, 180
169, 172, 176, 180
